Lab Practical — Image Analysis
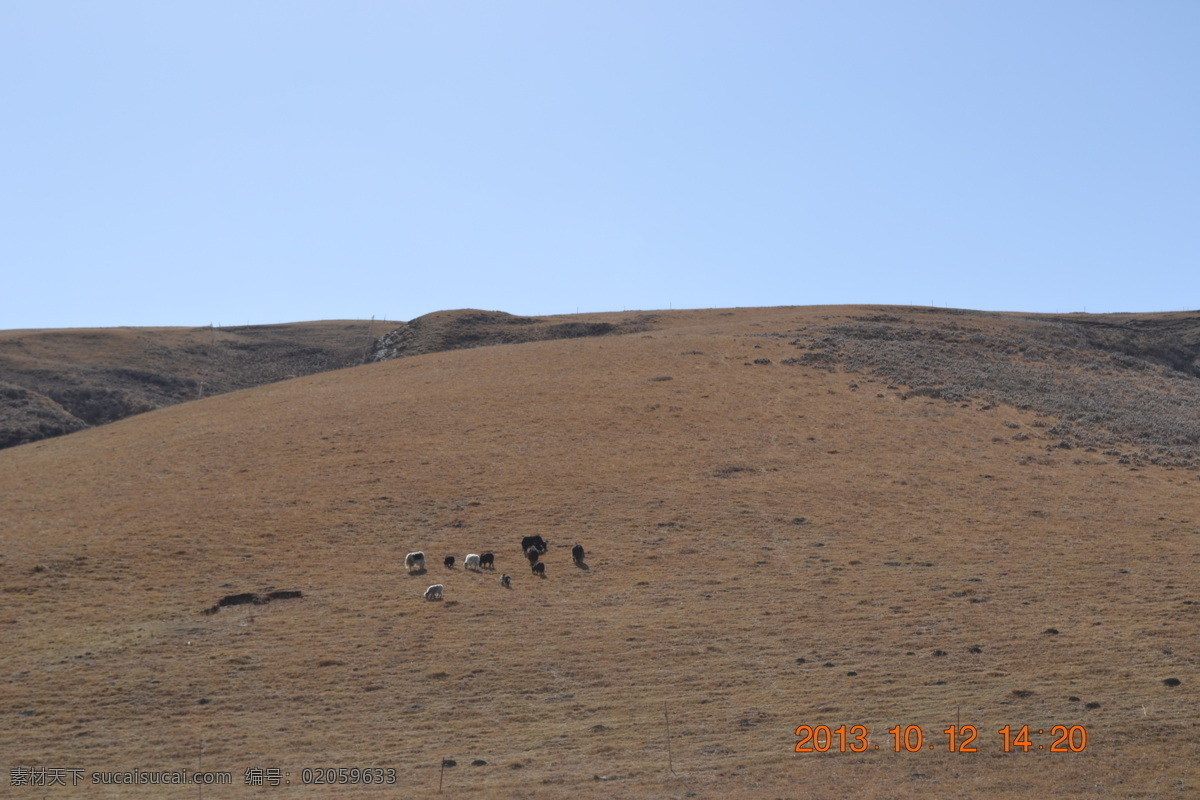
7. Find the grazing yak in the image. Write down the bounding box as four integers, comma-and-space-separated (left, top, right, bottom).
405, 551, 426, 571
479, 552, 495, 569
500, 574, 511, 588
532, 562, 546, 578
572, 544, 585, 565
464, 553, 481, 571
424, 584, 443, 601
444, 555, 455, 568
520, 535, 548, 555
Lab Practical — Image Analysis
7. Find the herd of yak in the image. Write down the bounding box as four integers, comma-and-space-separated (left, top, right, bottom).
407, 535, 587, 601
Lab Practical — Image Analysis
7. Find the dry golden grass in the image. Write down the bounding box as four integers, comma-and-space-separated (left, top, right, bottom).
1, 305, 1197, 798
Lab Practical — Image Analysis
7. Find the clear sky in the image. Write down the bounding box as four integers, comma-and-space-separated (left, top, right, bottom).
3, 1, 1197, 329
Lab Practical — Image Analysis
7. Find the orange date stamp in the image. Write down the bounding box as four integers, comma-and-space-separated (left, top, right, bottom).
794, 724, 1088, 753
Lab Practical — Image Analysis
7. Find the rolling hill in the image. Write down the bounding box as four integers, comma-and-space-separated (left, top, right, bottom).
1, 305, 1197, 798
0, 311, 660, 452
0, 321, 382, 450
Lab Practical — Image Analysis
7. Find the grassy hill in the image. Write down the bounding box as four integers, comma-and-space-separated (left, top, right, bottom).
0, 320, 383, 450
1, 305, 1197, 798
0, 311, 661, 452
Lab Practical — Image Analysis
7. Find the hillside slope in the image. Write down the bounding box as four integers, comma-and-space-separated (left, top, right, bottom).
6, 307, 1198, 461
0, 311, 657, 451
367, 308, 656, 361
1, 305, 1197, 798
0, 321, 381, 449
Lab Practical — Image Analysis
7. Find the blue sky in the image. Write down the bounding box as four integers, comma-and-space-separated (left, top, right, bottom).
3, 1, 1197, 329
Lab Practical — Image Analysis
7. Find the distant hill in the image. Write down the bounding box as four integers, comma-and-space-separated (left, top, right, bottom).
0, 321, 380, 449
366, 308, 657, 360
3, 307, 1198, 462
0, 310, 660, 451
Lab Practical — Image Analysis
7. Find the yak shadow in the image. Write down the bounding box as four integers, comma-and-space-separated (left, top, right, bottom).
573, 560, 590, 571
